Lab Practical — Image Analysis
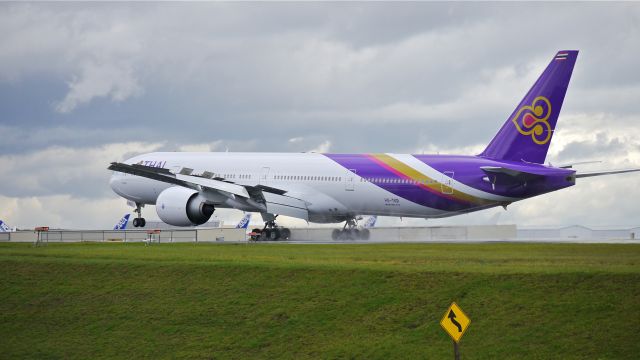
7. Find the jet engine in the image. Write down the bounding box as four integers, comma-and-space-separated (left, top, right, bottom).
155, 187, 215, 226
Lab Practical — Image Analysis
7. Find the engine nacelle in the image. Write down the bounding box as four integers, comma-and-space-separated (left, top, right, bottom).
155, 187, 215, 226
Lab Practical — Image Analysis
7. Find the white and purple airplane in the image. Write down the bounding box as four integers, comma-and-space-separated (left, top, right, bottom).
109, 50, 639, 240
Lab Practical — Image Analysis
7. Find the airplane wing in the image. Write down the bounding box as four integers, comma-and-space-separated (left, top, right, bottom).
108, 162, 309, 220
108, 162, 250, 198
575, 168, 640, 178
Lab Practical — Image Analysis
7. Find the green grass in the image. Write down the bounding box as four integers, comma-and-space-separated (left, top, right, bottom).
1, 242, 639, 359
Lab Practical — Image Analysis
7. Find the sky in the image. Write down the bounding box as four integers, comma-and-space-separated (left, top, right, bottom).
1, 2, 640, 229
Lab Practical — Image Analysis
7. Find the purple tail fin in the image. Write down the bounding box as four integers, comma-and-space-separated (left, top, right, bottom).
480, 50, 578, 164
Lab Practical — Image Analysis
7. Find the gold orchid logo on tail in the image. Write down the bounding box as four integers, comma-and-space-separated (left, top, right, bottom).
512, 96, 552, 145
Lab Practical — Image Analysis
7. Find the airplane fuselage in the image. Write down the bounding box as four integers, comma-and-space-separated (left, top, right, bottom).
109, 152, 575, 223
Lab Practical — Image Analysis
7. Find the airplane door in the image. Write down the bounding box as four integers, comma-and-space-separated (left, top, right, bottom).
259, 167, 270, 185
344, 169, 356, 191
441, 171, 454, 194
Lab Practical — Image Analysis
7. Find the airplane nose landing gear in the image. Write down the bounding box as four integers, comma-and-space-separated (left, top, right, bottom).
132, 203, 146, 228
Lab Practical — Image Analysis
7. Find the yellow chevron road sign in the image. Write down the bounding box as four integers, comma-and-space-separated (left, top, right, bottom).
440, 302, 471, 343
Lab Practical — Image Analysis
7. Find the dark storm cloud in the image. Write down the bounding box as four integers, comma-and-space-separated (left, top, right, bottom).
2, 2, 639, 153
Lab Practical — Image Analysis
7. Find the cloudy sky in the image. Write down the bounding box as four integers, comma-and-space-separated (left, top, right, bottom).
1, 2, 639, 229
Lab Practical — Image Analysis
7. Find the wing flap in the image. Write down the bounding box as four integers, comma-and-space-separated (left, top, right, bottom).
263, 192, 309, 220
263, 192, 306, 209
175, 173, 250, 198
266, 203, 309, 221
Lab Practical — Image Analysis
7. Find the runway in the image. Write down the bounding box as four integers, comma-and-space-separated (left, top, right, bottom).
248, 238, 640, 245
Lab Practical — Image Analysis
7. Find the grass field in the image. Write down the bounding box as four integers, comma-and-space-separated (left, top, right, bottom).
1, 242, 639, 359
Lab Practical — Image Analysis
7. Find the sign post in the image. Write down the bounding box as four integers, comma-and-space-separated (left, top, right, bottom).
440, 302, 471, 360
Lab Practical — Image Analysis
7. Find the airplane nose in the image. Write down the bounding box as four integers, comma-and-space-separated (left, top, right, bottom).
109, 173, 118, 191
109, 172, 125, 196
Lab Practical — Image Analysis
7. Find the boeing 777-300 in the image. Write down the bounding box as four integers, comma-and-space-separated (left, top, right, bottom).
109, 50, 639, 240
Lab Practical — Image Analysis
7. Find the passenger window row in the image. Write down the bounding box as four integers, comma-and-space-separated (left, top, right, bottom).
361, 178, 437, 185
198, 172, 437, 185
273, 175, 342, 182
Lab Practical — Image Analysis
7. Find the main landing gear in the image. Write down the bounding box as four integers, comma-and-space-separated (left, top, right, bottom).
332, 218, 370, 240
132, 203, 146, 228
250, 215, 291, 241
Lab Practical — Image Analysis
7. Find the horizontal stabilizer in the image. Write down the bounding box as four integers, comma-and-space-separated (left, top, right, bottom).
557, 160, 602, 169
575, 168, 640, 178
480, 166, 546, 182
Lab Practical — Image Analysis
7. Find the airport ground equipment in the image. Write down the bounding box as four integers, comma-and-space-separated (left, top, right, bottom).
34, 226, 50, 247
143, 229, 161, 245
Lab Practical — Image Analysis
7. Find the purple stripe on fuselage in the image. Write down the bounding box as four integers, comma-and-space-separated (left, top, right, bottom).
324, 154, 474, 211
364, 154, 470, 204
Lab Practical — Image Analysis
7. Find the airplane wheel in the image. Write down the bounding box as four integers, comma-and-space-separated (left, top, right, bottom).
281, 228, 291, 240
140, 218, 146, 227
361, 229, 370, 240
270, 228, 281, 240
133, 218, 139, 227
332, 229, 340, 240
352, 229, 360, 240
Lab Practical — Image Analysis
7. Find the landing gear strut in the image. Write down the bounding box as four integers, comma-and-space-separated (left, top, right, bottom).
250, 215, 291, 241
332, 218, 370, 240
132, 203, 146, 228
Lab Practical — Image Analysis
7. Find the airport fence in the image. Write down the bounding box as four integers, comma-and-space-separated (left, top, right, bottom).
0, 228, 247, 243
